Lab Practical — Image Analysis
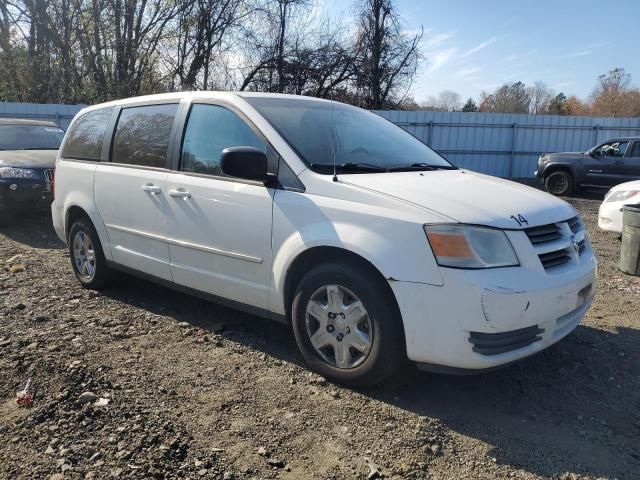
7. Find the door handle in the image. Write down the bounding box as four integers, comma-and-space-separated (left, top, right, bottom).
142, 184, 161, 194
613, 161, 624, 165
168, 189, 191, 198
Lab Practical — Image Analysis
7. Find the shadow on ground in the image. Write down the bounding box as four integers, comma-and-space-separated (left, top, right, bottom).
0, 212, 64, 250
99, 271, 640, 480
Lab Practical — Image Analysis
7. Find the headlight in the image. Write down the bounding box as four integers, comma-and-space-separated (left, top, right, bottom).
424, 224, 519, 269
605, 190, 640, 203
0, 167, 35, 179
538, 154, 547, 165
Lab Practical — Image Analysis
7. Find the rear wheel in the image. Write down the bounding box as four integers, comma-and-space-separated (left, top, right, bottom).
544, 170, 574, 196
291, 262, 404, 387
68, 217, 113, 290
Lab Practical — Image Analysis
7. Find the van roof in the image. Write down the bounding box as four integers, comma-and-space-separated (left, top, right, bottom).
81, 91, 333, 111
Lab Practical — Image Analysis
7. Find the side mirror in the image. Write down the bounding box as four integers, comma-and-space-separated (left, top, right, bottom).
220, 146, 269, 182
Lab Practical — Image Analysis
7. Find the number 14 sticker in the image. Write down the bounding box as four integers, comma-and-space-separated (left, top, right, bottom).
510, 214, 529, 227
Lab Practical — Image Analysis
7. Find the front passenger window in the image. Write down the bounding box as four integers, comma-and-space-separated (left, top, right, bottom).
181, 104, 266, 176
595, 141, 629, 157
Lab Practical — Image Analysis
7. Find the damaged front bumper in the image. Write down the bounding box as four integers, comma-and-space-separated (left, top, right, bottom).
391, 253, 597, 371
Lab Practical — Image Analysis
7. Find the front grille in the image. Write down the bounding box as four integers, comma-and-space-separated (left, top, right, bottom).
524, 223, 562, 244
578, 239, 585, 255
469, 325, 545, 356
539, 248, 572, 269
524, 215, 588, 271
567, 215, 581, 233
43, 169, 54, 183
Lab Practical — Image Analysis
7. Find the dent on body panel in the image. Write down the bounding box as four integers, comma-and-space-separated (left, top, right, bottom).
480, 285, 531, 326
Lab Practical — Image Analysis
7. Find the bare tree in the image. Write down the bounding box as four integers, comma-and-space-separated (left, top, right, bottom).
436, 90, 461, 111
352, 0, 422, 109
527, 81, 554, 114
169, 0, 246, 91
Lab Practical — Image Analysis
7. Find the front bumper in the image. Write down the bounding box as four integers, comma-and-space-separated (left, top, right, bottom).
392, 251, 597, 371
598, 201, 625, 233
0, 178, 52, 213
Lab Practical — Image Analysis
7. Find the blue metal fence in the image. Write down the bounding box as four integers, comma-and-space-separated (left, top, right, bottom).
375, 110, 640, 178
1, 101, 640, 179
0, 102, 84, 130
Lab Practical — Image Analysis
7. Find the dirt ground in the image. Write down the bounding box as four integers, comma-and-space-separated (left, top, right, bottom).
1, 193, 639, 480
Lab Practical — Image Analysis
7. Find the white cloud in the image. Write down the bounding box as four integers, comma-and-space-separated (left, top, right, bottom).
462, 36, 497, 57
424, 32, 456, 50
427, 47, 458, 71
567, 50, 592, 58
456, 66, 481, 78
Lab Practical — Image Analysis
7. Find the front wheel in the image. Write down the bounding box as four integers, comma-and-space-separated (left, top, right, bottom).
291, 262, 404, 387
544, 170, 574, 196
68, 217, 114, 290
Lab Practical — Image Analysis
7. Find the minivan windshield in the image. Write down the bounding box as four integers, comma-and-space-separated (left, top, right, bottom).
244, 97, 455, 174
0, 124, 65, 150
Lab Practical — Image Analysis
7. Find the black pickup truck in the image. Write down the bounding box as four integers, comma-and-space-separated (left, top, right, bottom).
535, 136, 640, 195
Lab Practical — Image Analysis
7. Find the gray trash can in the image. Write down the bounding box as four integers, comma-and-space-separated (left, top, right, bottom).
620, 204, 640, 276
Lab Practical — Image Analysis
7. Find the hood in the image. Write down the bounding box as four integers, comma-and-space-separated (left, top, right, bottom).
0, 150, 57, 169
340, 169, 576, 229
610, 179, 640, 192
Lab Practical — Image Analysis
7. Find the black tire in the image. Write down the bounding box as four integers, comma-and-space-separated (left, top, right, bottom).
68, 216, 114, 290
544, 170, 574, 196
291, 262, 405, 388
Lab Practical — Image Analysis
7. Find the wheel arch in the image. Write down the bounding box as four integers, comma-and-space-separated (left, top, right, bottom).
542, 163, 577, 179
62, 200, 112, 261
282, 246, 402, 327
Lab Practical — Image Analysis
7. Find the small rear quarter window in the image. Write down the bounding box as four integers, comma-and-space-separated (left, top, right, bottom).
62, 107, 114, 161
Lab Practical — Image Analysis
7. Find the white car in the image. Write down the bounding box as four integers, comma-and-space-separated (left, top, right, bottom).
51, 92, 597, 386
598, 180, 640, 233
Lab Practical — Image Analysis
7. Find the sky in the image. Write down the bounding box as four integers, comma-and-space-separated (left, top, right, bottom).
325, 0, 640, 103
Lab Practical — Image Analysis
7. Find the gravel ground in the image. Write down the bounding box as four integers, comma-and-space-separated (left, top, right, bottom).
1, 193, 639, 480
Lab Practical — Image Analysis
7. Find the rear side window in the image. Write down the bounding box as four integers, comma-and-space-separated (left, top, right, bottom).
181, 104, 265, 176
112, 104, 178, 168
62, 107, 113, 160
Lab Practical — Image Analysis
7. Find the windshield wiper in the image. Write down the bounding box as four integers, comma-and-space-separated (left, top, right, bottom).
387, 163, 457, 172
338, 162, 387, 172
310, 162, 387, 173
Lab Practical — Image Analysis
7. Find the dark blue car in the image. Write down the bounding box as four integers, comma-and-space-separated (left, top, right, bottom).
0, 119, 64, 224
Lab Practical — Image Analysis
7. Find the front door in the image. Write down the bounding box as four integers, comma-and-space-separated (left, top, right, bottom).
164, 103, 275, 309
622, 141, 640, 181
583, 140, 630, 186
94, 103, 179, 281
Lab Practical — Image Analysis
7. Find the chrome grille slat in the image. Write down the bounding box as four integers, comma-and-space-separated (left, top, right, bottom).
524, 215, 586, 271
568, 216, 581, 233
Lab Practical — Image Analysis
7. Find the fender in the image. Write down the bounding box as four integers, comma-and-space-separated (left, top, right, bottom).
539, 160, 580, 179
269, 190, 444, 315
56, 161, 113, 261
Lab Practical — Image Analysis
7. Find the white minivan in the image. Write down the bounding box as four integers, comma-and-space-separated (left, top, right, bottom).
52, 92, 597, 386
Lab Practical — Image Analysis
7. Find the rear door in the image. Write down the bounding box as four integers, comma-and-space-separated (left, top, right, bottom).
164, 101, 276, 309
94, 102, 180, 281
583, 140, 630, 186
